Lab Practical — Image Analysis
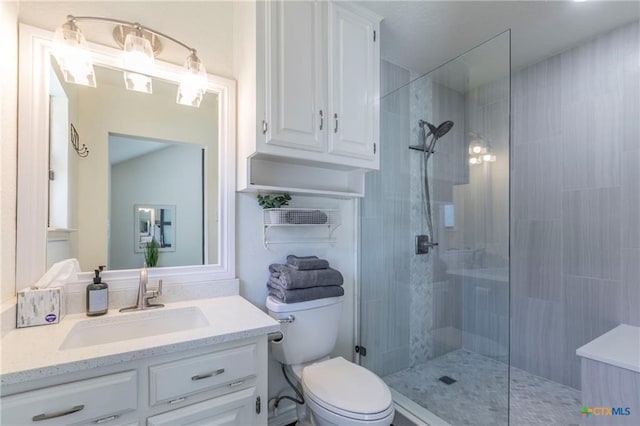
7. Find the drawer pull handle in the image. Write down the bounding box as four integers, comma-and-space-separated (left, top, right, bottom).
229, 380, 245, 387
168, 397, 187, 405
95, 415, 120, 424
32, 405, 85, 421
191, 368, 225, 381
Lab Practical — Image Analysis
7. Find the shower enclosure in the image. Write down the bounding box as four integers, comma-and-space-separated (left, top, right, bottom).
359, 32, 511, 424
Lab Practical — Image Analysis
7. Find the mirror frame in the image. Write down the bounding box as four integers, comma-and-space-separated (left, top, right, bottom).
16, 24, 236, 292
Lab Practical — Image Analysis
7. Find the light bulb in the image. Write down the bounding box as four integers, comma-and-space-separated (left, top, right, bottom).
122, 32, 154, 94
52, 21, 96, 87
469, 143, 486, 155
483, 154, 497, 162
177, 52, 208, 107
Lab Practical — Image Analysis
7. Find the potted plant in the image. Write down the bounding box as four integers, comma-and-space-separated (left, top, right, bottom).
257, 193, 291, 224
144, 238, 159, 267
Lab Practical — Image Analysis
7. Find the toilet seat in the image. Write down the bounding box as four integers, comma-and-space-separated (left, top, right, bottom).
302, 357, 394, 421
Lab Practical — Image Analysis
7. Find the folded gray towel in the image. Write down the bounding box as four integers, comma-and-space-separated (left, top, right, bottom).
269, 264, 343, 289
286, 255, 329, 271
267, 282, 344, 303
285, 210, 328, 224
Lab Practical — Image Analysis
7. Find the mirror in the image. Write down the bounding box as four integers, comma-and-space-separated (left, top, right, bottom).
16, 24, 236, 291
47, 60, 215, 272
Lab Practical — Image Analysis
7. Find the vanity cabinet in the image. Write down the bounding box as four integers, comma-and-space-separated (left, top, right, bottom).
147, 387, 258, 426
0, 337, 267, 425
236, 0, 382, 197
1, 371, 138, 425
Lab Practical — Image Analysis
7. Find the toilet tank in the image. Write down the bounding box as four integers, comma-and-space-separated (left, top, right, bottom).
266, 296, 343, 365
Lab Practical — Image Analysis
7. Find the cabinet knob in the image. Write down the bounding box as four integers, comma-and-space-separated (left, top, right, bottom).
334, 113, 339, 133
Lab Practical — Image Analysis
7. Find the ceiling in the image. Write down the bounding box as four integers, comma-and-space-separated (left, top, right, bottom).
358, 1, 640, 76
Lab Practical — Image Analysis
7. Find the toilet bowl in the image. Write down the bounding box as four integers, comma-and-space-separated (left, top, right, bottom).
266, 296, 394, 426
302, 357, 394, 426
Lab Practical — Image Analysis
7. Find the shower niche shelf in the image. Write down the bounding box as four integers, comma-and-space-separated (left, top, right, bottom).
262, 208, 341, 248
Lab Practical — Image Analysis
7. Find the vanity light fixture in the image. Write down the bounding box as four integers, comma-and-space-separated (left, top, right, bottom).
53, 15, 208, 106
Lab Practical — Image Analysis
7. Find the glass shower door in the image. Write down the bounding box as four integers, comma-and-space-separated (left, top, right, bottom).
359, 31, 510, 425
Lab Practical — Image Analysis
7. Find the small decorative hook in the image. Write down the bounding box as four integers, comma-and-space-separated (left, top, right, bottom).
70, 123, 89, 157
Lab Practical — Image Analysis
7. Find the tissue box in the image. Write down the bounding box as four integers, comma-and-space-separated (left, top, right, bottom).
17, 286, 66, 328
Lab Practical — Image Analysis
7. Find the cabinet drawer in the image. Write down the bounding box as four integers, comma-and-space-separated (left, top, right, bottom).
147, 387, 257, 426
149, 344, 257, 405
1, 370, 137, 426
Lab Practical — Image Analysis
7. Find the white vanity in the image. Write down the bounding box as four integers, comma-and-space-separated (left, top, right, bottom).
1, 296, 279, 425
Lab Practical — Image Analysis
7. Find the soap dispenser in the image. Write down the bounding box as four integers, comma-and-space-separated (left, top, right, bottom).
87, 266, 108, 316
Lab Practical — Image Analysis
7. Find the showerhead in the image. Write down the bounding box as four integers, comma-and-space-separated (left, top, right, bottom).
418, 120, 455, 139
410, 119, 455, 153
433, 121, 454, 139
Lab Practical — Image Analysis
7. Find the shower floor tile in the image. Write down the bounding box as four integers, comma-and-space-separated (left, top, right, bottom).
383, 349, 581, 426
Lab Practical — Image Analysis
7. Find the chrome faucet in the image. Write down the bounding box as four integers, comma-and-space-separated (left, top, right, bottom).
119, 265, 164, 312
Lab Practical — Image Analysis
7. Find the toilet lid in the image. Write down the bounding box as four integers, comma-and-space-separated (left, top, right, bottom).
302, 357, 392, 416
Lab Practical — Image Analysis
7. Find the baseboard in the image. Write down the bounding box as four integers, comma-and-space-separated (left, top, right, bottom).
268, 405, 297, 426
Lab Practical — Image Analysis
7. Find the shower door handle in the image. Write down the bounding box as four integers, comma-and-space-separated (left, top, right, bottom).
334, 113, 339, 133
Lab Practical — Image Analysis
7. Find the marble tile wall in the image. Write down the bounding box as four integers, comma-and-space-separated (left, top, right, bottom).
511, 20, 640, 390
409, 76, 470, 364
360, 60, 412, 377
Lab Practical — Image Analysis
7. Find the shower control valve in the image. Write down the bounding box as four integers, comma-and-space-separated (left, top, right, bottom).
416, 235, 438, 255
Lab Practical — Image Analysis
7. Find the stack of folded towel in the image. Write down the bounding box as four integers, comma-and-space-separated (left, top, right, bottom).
267, 255, 344, 303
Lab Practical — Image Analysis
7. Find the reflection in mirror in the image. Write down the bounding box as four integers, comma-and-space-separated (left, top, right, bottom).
47, 62, 218, 272
134, 205, 176, 253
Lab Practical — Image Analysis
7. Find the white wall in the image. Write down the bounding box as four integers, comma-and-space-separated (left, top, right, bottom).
236, 193, 357, 416
0, 1, 18, 303
110, 144, 203, 270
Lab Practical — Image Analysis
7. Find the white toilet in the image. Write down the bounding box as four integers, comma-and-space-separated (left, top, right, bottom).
266, 295, 395, 426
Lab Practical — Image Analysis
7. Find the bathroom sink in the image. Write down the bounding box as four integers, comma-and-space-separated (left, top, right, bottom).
59, 306, 210, 350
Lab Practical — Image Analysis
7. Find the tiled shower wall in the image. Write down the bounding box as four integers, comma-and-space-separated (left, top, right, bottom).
409, 77, 467, 363
510, 20, 640, 390
360, 60, 412, 377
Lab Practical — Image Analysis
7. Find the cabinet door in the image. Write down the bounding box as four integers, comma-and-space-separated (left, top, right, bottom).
328, 3, 379, 162
264, 0, 325, 152
147, 387, 258, 426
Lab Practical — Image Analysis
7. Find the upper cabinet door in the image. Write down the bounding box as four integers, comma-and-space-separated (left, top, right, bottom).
328, 3, 380, 163
264, 0, 325, 152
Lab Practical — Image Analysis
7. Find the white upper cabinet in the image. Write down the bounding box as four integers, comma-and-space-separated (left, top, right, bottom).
235, 0, 382, 197
265, 1, 325, 152
328, 3, 378, 161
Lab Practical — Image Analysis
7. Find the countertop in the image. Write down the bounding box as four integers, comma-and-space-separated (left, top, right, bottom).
576, 324, 640, 373
1, 296, 280, 386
